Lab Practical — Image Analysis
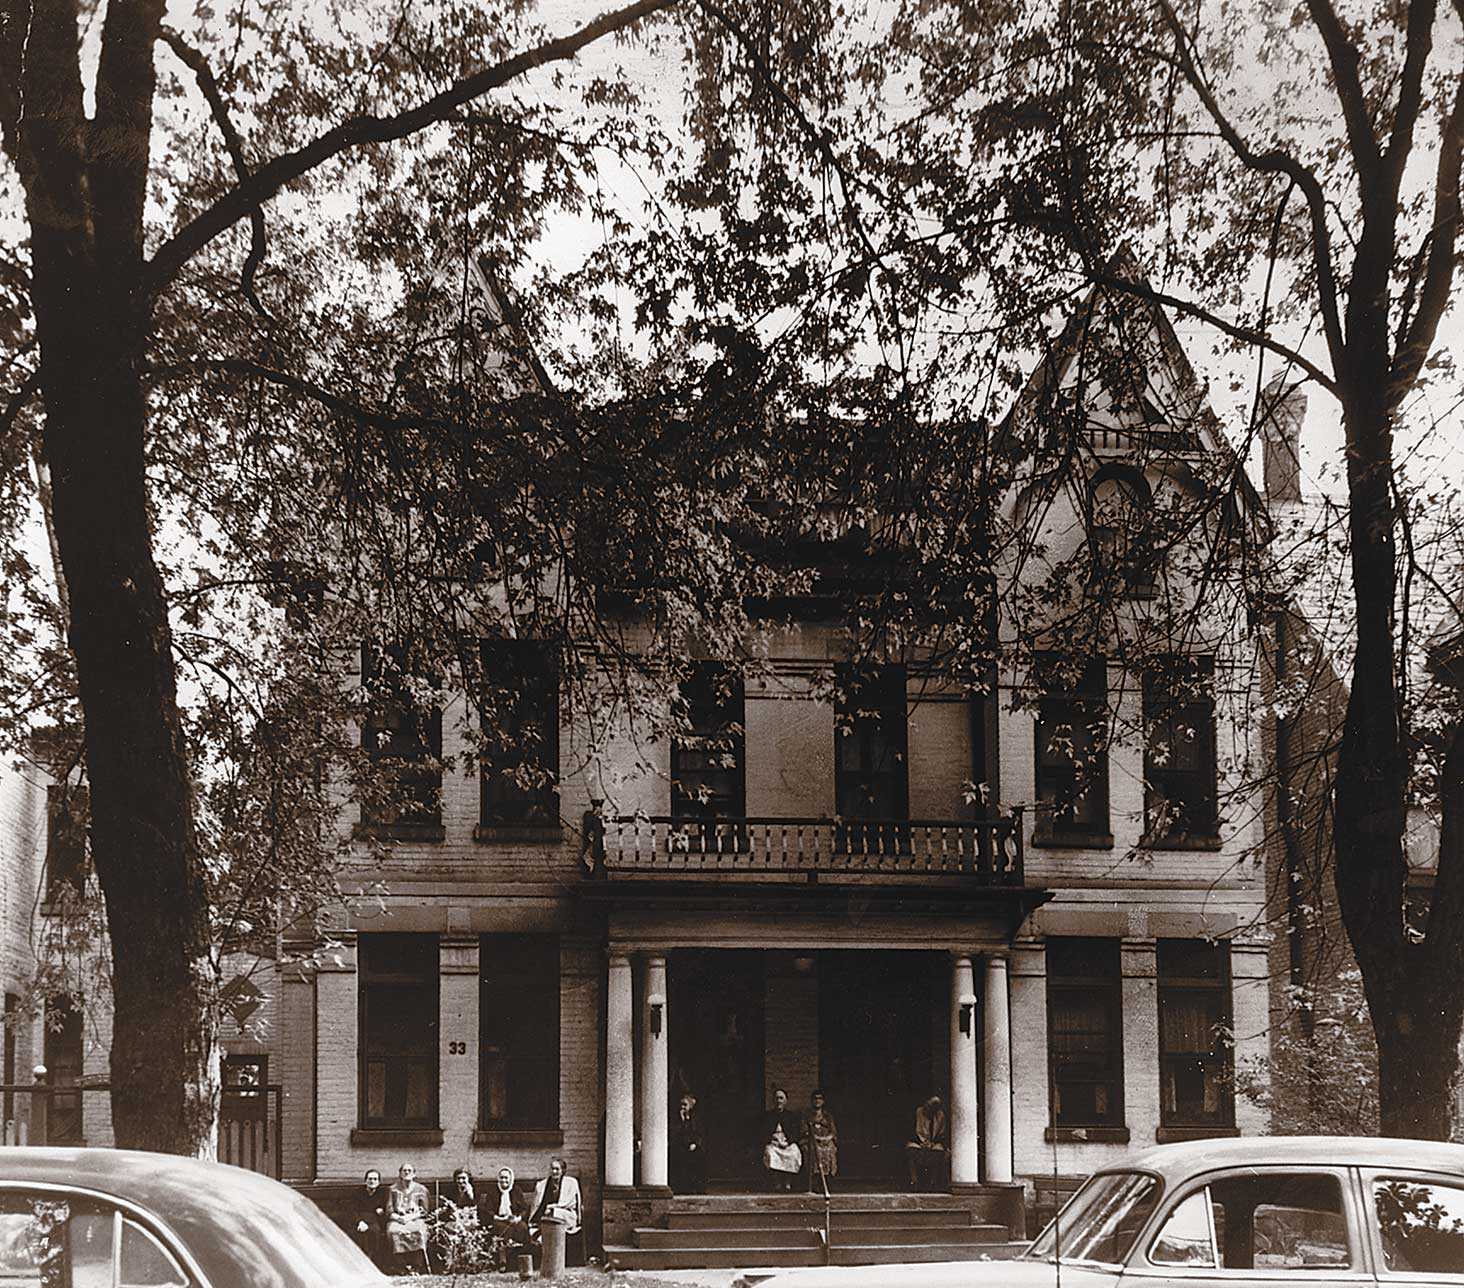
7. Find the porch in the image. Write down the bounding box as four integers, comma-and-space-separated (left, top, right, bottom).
597, 941, 1030, 1244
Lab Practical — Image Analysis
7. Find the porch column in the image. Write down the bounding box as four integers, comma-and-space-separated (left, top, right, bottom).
981, 954, 1014, 1183
639, 955, 669, 1188
606, 953, 635, 1187
949, 954, 979, 1185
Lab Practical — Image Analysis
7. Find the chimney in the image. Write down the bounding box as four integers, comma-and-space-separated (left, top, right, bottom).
1261, 374, 1306, 505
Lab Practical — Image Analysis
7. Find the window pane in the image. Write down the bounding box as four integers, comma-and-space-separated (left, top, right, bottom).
1034, 657, 1108, 833
1157, 940, 1232, 1127
362, 644, 443, 826
835, 665, 908, 822
672, 664, 745, 824
1047, 939, 1122, 1126
1151, 1190, 1216, 1266
1375, 1178, 1464, 1274
359, 933, 438, 1127
479, 935, 559, 1128
0, 1196, 112, 1288
480, 640, 560, 824
120, 1219, 189, 1288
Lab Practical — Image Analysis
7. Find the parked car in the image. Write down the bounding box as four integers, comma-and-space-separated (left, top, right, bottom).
0, 1146, 386, 1288
741, 1136, 1464, 1286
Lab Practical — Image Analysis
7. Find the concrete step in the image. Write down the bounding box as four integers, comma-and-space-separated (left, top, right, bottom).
666, 1206, 976, 1230
605, 1241, 1031, 1271
634, 1222, 1010, 1249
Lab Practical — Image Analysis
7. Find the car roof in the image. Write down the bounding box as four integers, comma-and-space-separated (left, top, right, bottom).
1094, 1136, 1464, 1181
0, 1146, 292, 1211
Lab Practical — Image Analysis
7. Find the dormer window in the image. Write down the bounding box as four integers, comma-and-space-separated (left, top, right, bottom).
1088, 468, 1156, 596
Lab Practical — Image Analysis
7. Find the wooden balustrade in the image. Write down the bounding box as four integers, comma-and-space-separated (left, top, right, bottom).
600, 815, 1023, 882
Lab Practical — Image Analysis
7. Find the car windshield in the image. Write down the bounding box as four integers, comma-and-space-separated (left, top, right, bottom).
1026, 1171, 1161, 1267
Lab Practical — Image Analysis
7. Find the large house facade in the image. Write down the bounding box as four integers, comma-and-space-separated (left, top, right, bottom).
265, 284, 1273, 1254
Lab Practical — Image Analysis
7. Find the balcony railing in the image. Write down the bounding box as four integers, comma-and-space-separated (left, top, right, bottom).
601, 815, 1024, 883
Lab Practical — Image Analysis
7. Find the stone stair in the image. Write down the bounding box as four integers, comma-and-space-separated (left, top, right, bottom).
605, 1192, 1029, 1271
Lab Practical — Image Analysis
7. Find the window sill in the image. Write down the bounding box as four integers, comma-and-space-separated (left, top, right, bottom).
354, 822, 446, 842
1045, 1126, 1131, 1144
1140, 833, 1224, 852
1155, 1125, 1238, 1143
350, 1127, 445, 1146
471, 1127, 564, 1148
1032, 831, 1115, 850
474, 823, 564, 844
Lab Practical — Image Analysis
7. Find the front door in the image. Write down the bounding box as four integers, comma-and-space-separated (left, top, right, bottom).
818, 951, 940, 1183
669, 950, 766, 1183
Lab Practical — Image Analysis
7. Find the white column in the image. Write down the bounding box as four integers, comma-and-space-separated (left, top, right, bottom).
639, 955, 669, 1188
606, 953, 635, 1187
982, 954, 1014, 1183
949, 954, 979, 1185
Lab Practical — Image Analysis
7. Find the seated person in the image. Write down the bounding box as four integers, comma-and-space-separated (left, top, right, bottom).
760, 1087, 803, 1193
442, 1168, 480, 1216
906, 1095, 947, 1190
352, 1169, 388, 1268
385, 1163, 431, 1272
485, 1166, 529, 1270
529, 1157, 583, 1262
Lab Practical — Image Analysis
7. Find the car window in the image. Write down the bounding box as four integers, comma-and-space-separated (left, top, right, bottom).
119, 1219, 189, 1288
1374, 1177, 1464, 1274
0, 1195, 106, 1288
1026, 1170, 1161, 1266
1150, 1173, 1350, 1271
1151, 1189, 1217, 1266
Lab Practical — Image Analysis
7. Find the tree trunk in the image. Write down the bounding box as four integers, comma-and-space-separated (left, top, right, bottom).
4, 0, 220, 1156
1332, 382, 1464, 1141
38, 318, 221, 1155
1374, 1007, 1461, 1139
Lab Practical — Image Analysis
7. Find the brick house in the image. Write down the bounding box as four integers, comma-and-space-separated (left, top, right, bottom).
270, 280, 1277, 1261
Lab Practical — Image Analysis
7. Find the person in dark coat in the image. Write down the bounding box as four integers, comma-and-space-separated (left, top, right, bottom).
670, 1092, 707, 1194
483, 1166, 529, 1270
759, 1087, 804, 1192
351, 1169, 388, 1268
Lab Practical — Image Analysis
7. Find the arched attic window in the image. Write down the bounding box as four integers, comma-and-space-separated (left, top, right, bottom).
1087, 466, 1157, 597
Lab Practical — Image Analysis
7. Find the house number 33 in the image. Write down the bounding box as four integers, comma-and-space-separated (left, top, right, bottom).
448, 1041, 468, 1055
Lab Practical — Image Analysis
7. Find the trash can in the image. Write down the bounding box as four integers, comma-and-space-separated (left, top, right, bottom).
539, 1216, 567, 1280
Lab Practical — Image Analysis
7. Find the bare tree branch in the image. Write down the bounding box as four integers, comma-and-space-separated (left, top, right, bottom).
142, 0, 676, 302
1303, 0, 1382, 185
1382, 0, 1439, 192
1088, 269, 1339, 394
1392, 58, 1464, 393
159, 26, 271, 321
1153, 0, 1346, 369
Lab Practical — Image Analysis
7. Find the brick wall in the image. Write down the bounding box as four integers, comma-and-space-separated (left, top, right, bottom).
762, 955, 818, 1109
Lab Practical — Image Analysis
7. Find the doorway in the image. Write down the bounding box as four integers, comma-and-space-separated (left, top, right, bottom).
669, 950, 766, 1183
818, 951, 943, 1183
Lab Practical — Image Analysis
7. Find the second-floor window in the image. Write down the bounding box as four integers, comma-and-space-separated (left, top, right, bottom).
1144, 658, 1219, 842
480, 641, 560, 826
361, 644, 442, 829
359, 933, 439, 1129
672, 663, 746, 826
1047, 937, 1125, 1129
1035, 655, 1110, 839
45, 785, 88, 901
836, 665, 908, 848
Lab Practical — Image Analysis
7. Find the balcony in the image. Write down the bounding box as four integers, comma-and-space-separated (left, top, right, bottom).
599, 815, 1024, 884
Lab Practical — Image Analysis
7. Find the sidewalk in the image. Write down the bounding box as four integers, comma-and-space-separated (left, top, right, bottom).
403, 1270, 747, 1287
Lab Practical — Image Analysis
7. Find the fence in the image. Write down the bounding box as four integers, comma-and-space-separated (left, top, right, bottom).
0, 1082, 283, 1178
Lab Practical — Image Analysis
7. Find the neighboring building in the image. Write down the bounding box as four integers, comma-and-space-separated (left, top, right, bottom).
271, 280, 1276, 1259
0, 756, 278, 1163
